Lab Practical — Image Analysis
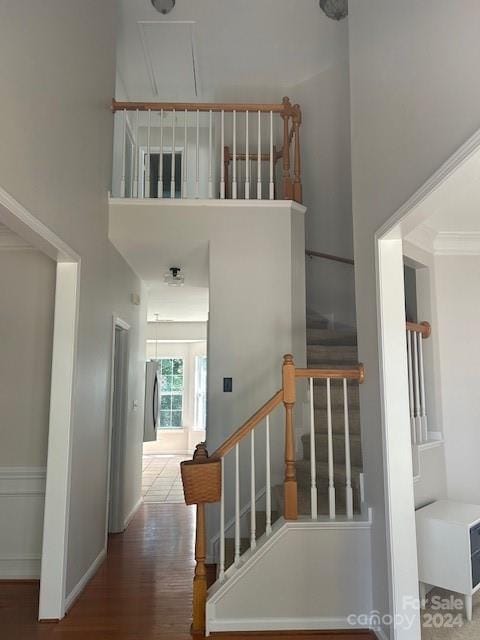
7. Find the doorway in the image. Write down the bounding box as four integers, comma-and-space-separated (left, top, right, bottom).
107, 319, 130, 534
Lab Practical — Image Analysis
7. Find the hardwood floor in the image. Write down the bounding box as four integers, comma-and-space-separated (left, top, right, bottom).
0, 503, 375, 639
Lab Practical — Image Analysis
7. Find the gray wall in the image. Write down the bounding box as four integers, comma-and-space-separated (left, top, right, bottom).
349, 0, 480, 623
0, 248, 55, 466
290, 29, 355, 328
0, 1, 145, 597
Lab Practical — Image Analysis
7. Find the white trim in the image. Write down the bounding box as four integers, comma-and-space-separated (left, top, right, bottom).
374, 124, 480, 640
0, 467, 46, 496
435, 231, 480, 255
106, 317, 131, 536
0, 186, 80, 622
108, 196, 307, 215
0, 186, 80, 262
407, 225, 480, 255
207, 616, 372, 633
124, 496, 143, 529
376, 125, 480, 239
64, 546, 107, 614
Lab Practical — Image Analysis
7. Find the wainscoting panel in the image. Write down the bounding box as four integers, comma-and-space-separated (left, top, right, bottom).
0, 467, 46, 578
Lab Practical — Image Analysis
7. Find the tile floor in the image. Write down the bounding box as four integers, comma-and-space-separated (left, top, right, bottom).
142, 453, 189, 503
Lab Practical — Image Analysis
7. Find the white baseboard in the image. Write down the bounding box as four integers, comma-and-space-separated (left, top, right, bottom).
0, 556, 40, 579
64, 546, 106, 613
207, 616, 372, 634
124, 496, 143, 529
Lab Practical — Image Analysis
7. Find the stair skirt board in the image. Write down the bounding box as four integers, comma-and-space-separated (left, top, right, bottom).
207, 518, 373, 636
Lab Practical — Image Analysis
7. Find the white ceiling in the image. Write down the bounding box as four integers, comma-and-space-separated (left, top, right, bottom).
116, 0, 346, 102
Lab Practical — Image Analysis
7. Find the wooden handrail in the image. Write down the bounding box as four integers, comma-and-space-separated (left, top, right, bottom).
211, 390, 283, 459
112, 98, 294, 115
406, 321, 431, 338
306, 249, 355, 266
295, 364, 365, 383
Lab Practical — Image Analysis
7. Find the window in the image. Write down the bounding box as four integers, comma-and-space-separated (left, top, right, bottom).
158, 358, 184, 428
194, 356, 207, 429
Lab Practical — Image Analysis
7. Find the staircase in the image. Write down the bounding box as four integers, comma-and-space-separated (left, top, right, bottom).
271, 316, 362, 517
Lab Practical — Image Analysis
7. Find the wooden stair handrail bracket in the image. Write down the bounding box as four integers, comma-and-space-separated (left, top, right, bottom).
283, 354, 298, 520
406, 321, 431, 338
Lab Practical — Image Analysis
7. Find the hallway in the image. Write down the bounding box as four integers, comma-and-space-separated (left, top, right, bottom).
0, 502, 377, 639
0, 504, 196, 639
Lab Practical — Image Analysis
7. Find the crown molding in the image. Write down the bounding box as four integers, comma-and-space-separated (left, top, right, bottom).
435, 231, 480, 255
406, 224, 480, 256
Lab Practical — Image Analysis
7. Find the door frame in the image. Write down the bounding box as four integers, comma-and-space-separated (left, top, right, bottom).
374, 126, 480, 638
105, 317, 131, 537
0, 186, 80, 621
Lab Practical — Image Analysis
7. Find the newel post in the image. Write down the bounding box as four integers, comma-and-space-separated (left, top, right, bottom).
281, 97, 293, 200
191, 443, 208, 635
282, 354, 298, 520
292, 104, 302, 204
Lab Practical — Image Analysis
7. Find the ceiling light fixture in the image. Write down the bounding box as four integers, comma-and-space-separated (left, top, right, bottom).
151, 0, 176, 15
164, 267, 184, 287
319, 0, 348, 21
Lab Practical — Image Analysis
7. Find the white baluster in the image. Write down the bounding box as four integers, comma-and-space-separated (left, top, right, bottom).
234, 443, 240, 566
412, 331, 422, 443
406, 330, 416, 445
343, 378, 353, 519
158, 109, 164, 198
219, 456, 225, 581
245, 111, 250, 200
208, 109, 213, 198
220, 110, 225, 199
145, 109, 151, 198
120, 109, 126, 197
183, 109, 188, 198
171, 109, 176, 199
269, 110, 274, 200
327, 378, 335, 519
232, 110, 237, 199
250, 430, 256, 550
418, 331, 428, 441
257, 110, 262, 200
309, 378, 317, 520
133, 108, 139, 198
196, 109, 200, 198
265, 415, 271, 536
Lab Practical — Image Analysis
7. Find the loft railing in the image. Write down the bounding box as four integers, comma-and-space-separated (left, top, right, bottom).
111, 98, 302, 203
406, 320, 431, 445
180, 354, 365, 635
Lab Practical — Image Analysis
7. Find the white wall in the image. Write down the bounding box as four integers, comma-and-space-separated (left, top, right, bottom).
0, 1, 146, 600
207, 522, 372, 634
143, 340, 207, 455
434, 255, 480, 505
146, 321, 207, 342
348, 0, 480, 629
109, 200, 307, 535
289, 28, 355, 328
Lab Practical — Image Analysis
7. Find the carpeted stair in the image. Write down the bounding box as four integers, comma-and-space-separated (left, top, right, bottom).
275, 315, 363, 517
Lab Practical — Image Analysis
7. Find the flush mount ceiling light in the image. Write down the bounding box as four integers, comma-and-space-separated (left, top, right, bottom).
151, 0, 176, 15
164, 267, 184, 287
319, 0, 348, 20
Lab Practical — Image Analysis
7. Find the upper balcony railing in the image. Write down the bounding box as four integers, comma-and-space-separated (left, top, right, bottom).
111, 98, 302, 203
